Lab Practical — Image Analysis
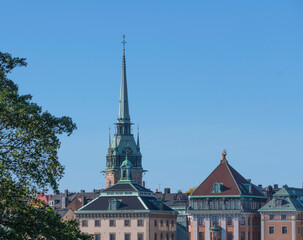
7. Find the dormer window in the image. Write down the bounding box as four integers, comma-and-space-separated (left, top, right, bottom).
212, 183, 223, 193
108, 198, 120, 210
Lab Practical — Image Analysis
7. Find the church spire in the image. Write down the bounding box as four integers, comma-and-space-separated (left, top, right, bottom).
118, 35, 131, 123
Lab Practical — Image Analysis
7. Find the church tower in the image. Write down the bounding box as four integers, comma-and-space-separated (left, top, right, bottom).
104, 36, 144, 188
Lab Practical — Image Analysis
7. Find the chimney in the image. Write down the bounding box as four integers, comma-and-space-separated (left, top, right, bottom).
80, 189, 85, 193
64, 189, 69, 197
274, 184, 278, 189
62, 197, 67, 208
81, 196, 86, 206
246, 179, 251, 183
156, 189, 158, 193
258, 184, 263, 189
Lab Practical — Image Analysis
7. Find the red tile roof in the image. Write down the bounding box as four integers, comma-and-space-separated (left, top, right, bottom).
192, 160, 264, 197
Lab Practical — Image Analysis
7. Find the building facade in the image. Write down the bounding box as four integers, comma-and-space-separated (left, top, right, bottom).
75, 156, 177, 240
104, 36, 144, 188
188, 150, 267, 240
259, 187, 303, 240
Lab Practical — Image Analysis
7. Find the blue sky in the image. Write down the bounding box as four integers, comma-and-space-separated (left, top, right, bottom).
2, 1, 303, 193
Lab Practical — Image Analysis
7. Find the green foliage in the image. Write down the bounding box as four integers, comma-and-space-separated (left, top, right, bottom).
0, 52, 92, 239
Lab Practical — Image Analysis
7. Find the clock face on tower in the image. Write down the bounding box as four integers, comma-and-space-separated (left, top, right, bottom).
123, 147, 132, 154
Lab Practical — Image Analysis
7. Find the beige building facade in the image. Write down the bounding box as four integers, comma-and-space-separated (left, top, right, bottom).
76, 157, 177, 240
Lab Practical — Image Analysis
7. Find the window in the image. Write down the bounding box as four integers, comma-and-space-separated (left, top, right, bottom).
125, 220, 131, 227
95, 220, 100, 227
108, 198, 120, 210
240, 217, 245, 226
161, 220, 163, 227
138, 233, 143, 240
275, 199, 282, 207
109, 220, 116, 227
282, 226, 288, 234
281, 215, 286, 220
298, 226, 301, 235
227, 232, 233, 240
269, 215, 274, 220
199, 217, 204, 226
94, 234, 101, 240
154, 233, 157, 240
269, 226, 274, 234
166, 220, 169, 227
199, 232, 204, 240
166, 233, 169, 240
212, 216, 219, 226
241, 232, 245, 240
154, 220, 157, 227
172, 220, 175, 227
212, 182, 223, 193
110, 233, 116, 240
138, 219, 143, 226
160, 233, 163, 240
227, 216, 233, 226
125, 233, 130, 240
171, 233, 174, 240
82, 220, 88, 227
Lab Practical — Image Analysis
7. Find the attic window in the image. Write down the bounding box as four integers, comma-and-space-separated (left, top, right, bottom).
108, 198, 120, 210
212, 183, 223, 193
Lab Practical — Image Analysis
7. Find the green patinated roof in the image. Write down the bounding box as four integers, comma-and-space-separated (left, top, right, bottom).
259, 187, 303, 212
121, 157, 132, 168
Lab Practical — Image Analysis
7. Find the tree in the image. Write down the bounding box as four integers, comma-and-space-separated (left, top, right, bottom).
186, 188, 197, 194
0, 52, 92, 239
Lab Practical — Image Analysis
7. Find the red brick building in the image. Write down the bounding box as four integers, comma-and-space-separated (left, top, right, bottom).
188, 150, 267, 240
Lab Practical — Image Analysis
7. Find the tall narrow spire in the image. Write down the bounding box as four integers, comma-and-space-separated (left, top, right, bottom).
118, 35, 131, 123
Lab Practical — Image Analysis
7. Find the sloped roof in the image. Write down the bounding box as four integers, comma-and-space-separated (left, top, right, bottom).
259, 187, 303, 212
80, 196, 146, 211
77, 195, 174, 212
55, 208, 72, 218
103, 182, 152, 193
192, 159, 264, 197
67, 197, 83, 211
76, 181, 174, 213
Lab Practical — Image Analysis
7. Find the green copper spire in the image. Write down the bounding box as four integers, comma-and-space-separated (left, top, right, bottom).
118, 35, 131, 124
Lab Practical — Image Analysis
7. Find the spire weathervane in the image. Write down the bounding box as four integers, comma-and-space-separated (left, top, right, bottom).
221, 149, 227, 163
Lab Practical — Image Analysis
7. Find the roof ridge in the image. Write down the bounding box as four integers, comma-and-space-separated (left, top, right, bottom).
226, 162, 242, 195
191, 163, 222, 195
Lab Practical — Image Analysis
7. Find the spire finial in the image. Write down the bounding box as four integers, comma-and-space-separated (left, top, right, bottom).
122, 35, 126, 55
109, 126, 111, 149
221, 149, 227, 163
137, 126, 140, 150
